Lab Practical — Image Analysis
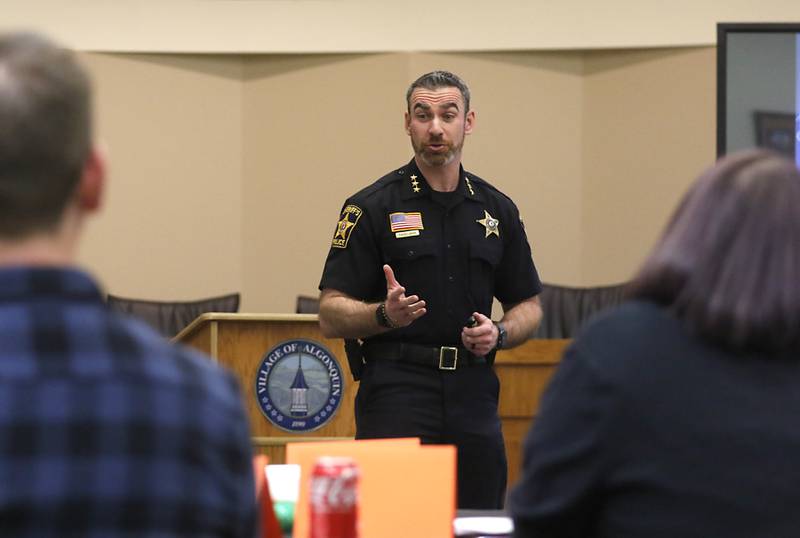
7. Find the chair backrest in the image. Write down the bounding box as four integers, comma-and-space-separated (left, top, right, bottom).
295, 295, 320, 314
532, 282, 628, 339
107, 292, 240, 338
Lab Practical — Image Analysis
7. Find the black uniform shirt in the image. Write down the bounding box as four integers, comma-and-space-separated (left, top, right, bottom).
319, 159, 542, 347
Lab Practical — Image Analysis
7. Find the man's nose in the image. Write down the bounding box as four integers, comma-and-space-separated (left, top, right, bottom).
429, 117, 444, 135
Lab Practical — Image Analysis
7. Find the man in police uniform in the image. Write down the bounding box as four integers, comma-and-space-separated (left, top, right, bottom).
318, 71, 542, 509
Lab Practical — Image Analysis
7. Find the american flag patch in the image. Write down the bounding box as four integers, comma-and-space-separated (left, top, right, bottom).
389, 212, 424, 232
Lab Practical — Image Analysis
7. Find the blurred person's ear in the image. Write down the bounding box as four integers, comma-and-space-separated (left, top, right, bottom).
78, 144, 106, 212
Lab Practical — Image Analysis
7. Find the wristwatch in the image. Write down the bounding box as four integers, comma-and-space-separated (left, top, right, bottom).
493, 321, 507, 350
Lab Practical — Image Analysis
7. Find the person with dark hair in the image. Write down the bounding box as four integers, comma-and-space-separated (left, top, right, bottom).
318, 70, 543, 508
509, 149, 800, 537
0, 32, 256, 536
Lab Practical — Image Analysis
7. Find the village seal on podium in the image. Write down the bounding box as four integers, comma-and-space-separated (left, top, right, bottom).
255, 339, 344, 433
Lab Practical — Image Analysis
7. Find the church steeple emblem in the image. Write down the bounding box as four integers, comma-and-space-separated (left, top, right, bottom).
255, 339, 345, 433
290, 349, 310, 416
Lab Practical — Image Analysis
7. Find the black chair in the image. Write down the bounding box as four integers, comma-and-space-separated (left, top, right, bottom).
295, 295, 320, 314
107, 292, 240, 338
532, 282, 627, 339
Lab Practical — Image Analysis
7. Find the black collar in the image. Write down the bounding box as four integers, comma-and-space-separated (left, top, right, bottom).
398, 159, 486, 203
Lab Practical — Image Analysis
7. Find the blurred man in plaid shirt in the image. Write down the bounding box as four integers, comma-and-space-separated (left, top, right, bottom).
0, 33, 256, 536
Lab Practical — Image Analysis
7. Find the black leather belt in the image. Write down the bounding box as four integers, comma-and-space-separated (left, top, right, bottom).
362, 342, 487, 370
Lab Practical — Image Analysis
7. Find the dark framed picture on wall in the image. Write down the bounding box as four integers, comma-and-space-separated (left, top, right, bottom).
754, 111, 796, 158
717, 23, 800, 164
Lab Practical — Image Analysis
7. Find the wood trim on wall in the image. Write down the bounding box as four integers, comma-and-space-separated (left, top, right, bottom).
6, 1, 800, 53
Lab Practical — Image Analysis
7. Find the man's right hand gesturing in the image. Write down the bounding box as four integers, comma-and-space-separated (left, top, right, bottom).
381, 264, 427, 328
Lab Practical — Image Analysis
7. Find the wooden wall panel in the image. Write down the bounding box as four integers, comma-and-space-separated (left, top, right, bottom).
496, 340, 568, 488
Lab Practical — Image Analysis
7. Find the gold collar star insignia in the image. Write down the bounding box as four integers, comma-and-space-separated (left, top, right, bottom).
465, 176, 475, 196
410, 174, 421, 193
477, 210, 500, 238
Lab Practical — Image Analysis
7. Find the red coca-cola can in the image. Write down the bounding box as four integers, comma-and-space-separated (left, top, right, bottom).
309, 456, 359, 538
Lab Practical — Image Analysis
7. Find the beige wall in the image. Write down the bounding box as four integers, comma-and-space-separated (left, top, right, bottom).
581, 47, 717, 285
74, 47, 717, 312
241, 53, 412, 312
4, 1, 792, 312
79, 53, 244, 300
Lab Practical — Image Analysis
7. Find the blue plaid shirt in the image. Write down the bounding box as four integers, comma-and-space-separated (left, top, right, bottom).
0, 267, 256, 537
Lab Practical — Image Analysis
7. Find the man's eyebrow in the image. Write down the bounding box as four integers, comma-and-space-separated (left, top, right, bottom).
412, 101, 460, 111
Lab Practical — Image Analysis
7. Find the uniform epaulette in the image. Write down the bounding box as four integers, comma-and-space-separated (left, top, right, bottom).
466, 172, 515, 204
349, 166, 407, 201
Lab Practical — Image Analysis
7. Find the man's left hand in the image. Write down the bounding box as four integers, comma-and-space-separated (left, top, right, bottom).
461, 312, 497, 357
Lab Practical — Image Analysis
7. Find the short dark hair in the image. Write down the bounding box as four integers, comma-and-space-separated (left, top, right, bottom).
628, 149, 800, 355
0, 32, 91, 238
405, 70, 471, 114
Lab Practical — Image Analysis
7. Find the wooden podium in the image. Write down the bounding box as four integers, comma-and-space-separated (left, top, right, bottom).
174, 314, 357, 466
174, 313, 568, 488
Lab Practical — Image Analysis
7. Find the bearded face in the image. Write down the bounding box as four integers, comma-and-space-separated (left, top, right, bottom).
405, 87, 473, 168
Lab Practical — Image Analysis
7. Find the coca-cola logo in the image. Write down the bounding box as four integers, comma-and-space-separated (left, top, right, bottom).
310, 473, 358, 512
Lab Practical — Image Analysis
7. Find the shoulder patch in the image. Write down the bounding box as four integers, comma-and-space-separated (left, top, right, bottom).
331, 204, 363, 249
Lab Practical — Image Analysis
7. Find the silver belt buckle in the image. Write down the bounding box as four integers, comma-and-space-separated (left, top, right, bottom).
438, 347, 458, 370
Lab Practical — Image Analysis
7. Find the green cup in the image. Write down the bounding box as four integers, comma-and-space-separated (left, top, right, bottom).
273, 500, 295, 536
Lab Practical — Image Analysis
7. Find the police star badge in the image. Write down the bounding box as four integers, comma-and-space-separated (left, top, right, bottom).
477, 210, 500, 238
331, 204, 362, 248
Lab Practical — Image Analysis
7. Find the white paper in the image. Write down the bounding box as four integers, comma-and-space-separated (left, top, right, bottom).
452, 516, 514, 536
266, 463, 301, 502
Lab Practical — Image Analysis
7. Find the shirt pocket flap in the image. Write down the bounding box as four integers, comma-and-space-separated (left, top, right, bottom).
383, 239, 437, 262
469, 240, 502, 268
